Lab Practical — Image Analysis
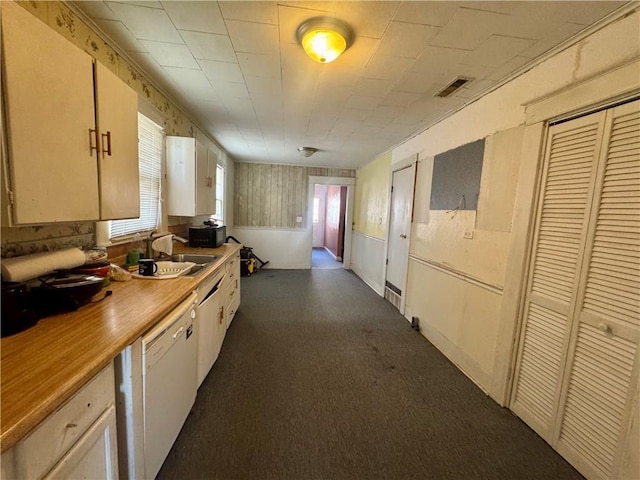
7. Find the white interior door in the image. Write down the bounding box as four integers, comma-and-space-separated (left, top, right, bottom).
385, 165, 415, 311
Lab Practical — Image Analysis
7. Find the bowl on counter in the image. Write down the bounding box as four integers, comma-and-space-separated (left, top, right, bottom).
72, 262, 110, 278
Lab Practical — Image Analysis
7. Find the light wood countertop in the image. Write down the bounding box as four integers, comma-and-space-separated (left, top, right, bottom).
1, 243, 241, 453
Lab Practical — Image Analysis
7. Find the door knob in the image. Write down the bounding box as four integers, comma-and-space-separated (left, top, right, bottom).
400, 233, 407, 239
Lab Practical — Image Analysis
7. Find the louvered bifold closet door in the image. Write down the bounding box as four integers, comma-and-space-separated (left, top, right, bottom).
510, 112, 607, 441
554, 100, 640, 480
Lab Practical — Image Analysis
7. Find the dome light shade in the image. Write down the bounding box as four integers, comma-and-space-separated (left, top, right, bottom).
296, 17, 353, 64
297, 147, 318, 158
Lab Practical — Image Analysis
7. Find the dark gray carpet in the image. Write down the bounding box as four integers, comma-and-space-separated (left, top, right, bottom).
157, 269, 582, 480
312, 247, 343, 269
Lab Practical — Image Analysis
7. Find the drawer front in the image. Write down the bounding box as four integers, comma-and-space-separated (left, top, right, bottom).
228, 287, 240, 326
4, 364, 116, 480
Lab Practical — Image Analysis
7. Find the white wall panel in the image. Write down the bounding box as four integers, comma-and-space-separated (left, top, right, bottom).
231, 227, 310, 269
350, 231, 385, 296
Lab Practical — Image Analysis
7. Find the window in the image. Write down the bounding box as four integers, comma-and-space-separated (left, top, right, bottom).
109, 113, 163, 240
211, 164, 224, 223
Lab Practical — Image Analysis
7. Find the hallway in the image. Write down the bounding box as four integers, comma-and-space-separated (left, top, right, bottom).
158, 269, 582, 480
312, 247, 343, 269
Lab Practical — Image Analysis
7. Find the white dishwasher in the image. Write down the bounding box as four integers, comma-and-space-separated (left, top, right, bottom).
142, 292, 197, 479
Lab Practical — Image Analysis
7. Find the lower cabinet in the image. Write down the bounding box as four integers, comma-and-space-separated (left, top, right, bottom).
225, 252, 241, 329
196, 268, 225, 388
1, 364, 118, 479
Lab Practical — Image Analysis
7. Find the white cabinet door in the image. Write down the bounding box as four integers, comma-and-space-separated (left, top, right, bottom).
166, 137, 216, 216
94, 62, 140, 220
44, 406, 119, 480
197, 282, 222, 387
195, 141, 210, 216
2, 1, 99, 224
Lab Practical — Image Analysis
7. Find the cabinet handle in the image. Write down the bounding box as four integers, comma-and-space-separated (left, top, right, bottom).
219, 306, 224, 324
101, 131, 112, 156
235, 279, 238, 289
88, 129, 98, 154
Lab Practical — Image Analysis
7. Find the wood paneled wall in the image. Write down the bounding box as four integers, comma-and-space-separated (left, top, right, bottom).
234, 163, 355, 228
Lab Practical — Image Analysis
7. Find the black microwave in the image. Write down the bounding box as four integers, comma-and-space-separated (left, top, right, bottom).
188, 225, 226, 248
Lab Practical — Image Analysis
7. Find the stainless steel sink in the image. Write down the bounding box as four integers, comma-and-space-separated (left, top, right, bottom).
171, 253, 218, 264
171, 254, 218, 276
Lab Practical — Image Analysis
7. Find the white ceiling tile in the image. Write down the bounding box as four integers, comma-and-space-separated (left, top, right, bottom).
106, 2, 182, 43
245, 76, 282, 96
120, 1, 163, 9
380, 91, 422, 108
219, 1, 278, 25
518, 22, 587, 59
74, 1, 118, 21
226, 20, 279, 55
139, 40, 199, 68
161, 1, 226, 34
362, 116, 394, 128
333, 36, 379, 72
162, 66, 215, 98
369, 105, 406, 119
199, 59, 244, 83
94, 19, 147, 53
375, 22, 440, 59
463, 34, 536, 68
277, 5, 329, 46
411, 46, 471, 75
363, 56, 415, 81
216, 82, 250, 100
346, 95, 381, 110
308, 112, 338, 132
354, 78, 394, 97
486, 55, 532, 81
334, 1, 399, 39
180, 30, 236, 62
127, 51, 180, 92
393, 2, 462, 27
430, 7, 509, 50
313, 87, 352, 110
237, 53, 281, 79
394, 72, 448, 96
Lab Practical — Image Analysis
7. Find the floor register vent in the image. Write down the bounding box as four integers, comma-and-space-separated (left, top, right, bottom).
384, 286, 401, 311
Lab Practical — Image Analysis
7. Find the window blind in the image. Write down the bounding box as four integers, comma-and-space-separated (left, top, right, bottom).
109, 113, 162, 240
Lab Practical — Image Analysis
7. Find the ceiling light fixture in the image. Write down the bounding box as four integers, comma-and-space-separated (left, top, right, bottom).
296, 17, 354, 64
297, 147, 318, 158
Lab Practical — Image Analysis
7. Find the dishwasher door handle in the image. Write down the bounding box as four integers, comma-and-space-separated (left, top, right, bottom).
172, 326, 184, 340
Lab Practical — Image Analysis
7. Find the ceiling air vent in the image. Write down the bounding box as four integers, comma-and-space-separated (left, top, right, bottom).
435, 77, 471, 98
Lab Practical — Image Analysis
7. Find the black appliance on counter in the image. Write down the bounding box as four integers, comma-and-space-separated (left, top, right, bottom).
1, 272, 105, 337
189, 222, 226, 248
1, 281, 38, 337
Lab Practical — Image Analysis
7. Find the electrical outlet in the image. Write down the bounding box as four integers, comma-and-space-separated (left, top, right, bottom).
463, 231, 473, 239
296, 216, 303, 223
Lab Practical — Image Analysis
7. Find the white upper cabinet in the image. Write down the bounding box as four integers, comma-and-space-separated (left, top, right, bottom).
1, 2, 139, 225
94, 62, 140, 220
166, 136, 216, 217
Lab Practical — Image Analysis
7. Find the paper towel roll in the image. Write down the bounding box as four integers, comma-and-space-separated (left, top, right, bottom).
1, 247, 86, 282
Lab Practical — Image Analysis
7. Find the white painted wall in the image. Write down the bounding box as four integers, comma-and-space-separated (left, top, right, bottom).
350, 232, 385, 296
231, 227, 310, 269
361, 9, 640, 406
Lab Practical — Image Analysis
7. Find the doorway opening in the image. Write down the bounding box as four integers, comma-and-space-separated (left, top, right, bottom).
306, 176, 355, 270
312, 184, 346, 269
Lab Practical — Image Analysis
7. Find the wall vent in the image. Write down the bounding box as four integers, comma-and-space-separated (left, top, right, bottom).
435, 77, 472, 98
